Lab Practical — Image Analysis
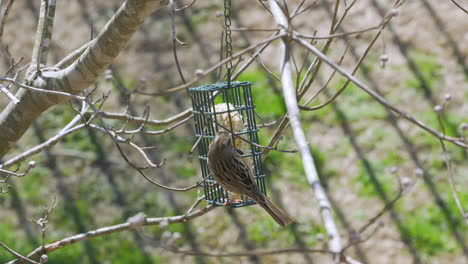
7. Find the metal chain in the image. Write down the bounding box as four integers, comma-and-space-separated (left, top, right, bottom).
223, 0, 235, 146
224, 0, 233, 74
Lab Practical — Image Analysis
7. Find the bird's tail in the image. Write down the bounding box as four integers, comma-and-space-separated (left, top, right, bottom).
257, 196, 293, 227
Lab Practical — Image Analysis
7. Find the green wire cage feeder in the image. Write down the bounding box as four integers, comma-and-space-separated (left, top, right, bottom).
189, 81, 267, 208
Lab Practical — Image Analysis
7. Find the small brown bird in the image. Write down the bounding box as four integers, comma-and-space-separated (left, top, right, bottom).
208, 131, 293, 227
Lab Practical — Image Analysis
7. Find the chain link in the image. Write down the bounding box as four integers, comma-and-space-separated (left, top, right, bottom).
224, 0, 233, 75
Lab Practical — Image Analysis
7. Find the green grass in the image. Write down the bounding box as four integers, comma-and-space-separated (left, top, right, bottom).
354, 160, 394, 197
404, 50, 442, 92
0, 220, 36, 262
238, 69, 286, 117
404, 203, 459, 256
246, 214, 295, 246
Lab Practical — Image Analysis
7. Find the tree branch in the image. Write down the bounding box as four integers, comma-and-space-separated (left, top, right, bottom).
7, 205, 215, 264
293, 36, 468, 149
268, 0, 342, 258
0, 0, 169, 159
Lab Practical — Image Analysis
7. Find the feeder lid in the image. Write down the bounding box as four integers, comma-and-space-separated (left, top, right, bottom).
189, 81, 252, 92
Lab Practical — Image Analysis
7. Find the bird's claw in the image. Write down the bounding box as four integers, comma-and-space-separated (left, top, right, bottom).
223, 199, 244, 206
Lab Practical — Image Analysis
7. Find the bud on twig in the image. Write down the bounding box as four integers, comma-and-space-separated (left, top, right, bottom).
194, 69, 204, 78
380, 54, 389, 68
127, 212, 146, 229
29, 160, 37, 168
414, 168, 424, 176
460, 123, 468, 132
444, 93, 452, 101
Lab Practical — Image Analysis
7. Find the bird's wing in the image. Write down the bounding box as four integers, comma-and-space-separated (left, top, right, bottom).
230, 152, 257, 192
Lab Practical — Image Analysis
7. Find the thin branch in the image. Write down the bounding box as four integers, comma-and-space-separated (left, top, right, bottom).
170, 0, 187, 83
0, 242, 40, 264
0, 0, 14, 39
230, 27, 279, 32
293, 36, 468, 149
132, 34, 285, 96
151, 240, 332, 257
1, 105, 88, 169
7, 206, 216, 264
291, 0, 318, 19
117, 115, 192, 135
0, 77, 86, 101
0, 161, 36, 177
449, 0, 468, 14
174, 0, 197, 11
231, 31, 280, 80
0, 84, 19, 104
54, 41, 91, 69
87, 108, 193, 126
294, 19, 387, 40
436, 113, 468, 224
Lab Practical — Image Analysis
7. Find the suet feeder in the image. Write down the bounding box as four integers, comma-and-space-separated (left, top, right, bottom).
189, 81, 267, 208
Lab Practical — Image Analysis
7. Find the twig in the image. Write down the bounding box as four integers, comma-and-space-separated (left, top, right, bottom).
2, 100, 89, 170
7, 206, 215, 264
88, 108, 192, 126
0, 84, 19, 104
293, 36, 468, 149
293, 20, 387, 40
117, 115, 192, 135
449, 0, 468, 14
291, 0, 318, 19
436, 113, 468, 224
0, 242, 40, 264
170, 0, 187, 84
54, 41, 92, 69
0, 77, 86, 101
174, 0, 196, 11
0, 161, 36, 176
132, 34, 285, 96
0, 0, 15, 39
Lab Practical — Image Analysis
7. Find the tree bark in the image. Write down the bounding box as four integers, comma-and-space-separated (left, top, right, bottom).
0, 0, 169, 159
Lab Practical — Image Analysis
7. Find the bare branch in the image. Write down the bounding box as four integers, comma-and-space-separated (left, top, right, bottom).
0, 84, 19, 103
0, 241, 40, 264
268, 0, 342, 258
449, 0, 468, 14
0, 77, 86, 101
0, 0, 15, 39
133, 33, 285, 96
294, 36, 468, 149
54, 41, 91, 69
7, 205, 215, 264
89, 108, 192, 126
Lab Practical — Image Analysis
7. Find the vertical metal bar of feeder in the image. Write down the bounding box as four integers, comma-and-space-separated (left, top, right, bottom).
223, 84, 236, 148
252, 89, 265, 194
209, 90, 218, 134
245, 85, 265, 194
207, 89, 221, 204
193, 91, 210, 202
233, 83, 241, 109
209, 89, 219, 203
202, 90, 215, 203
207, 91, 217, 203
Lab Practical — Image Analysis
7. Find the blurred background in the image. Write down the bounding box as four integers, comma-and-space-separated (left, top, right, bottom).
0, 0, 467, 263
